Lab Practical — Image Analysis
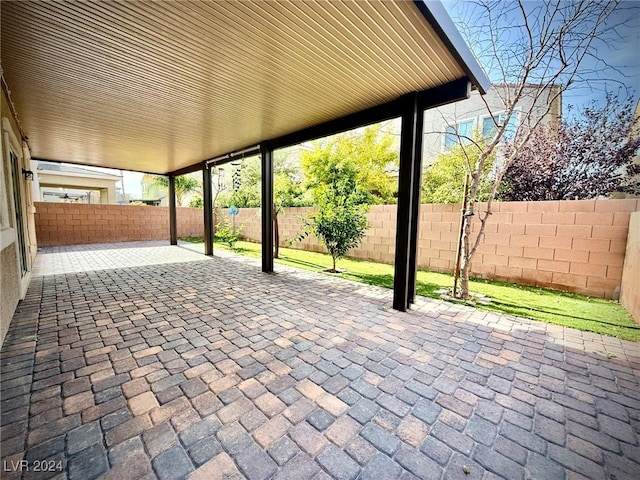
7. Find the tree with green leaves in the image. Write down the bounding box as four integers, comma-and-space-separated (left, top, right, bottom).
142, 174, 201, 207
272, 161, 307, 257
301, 123, 398, 204
422, 135, 496, 204
297, 163, 369, 272
188, 196, 203, 208
214, 216, 244, 248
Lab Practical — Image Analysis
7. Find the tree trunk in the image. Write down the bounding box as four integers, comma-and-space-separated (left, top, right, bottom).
459, 203, 474, 300
273, 213, 279, 259
453, 172, 470, 297
332, 255, 336, 272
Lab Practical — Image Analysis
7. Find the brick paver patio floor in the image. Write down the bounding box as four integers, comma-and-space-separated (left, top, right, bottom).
1, 241, 639, 480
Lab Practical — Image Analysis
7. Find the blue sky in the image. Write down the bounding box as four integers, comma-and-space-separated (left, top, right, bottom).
442, 0, 640, 110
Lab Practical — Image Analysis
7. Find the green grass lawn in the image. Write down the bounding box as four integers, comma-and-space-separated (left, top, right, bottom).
183, 238, 639, 342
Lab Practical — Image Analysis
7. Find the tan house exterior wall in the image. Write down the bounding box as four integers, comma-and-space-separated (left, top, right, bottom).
620, 212, 640, 324
1, 88, 36, 347
34, 203, 204, 246
35, 169, 118, 204
422, 84, 561, 162
0, 243, 20, 345
229, 199, 639, 300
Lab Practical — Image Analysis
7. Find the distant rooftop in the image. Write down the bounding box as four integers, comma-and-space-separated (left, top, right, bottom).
37, 161, 122, 180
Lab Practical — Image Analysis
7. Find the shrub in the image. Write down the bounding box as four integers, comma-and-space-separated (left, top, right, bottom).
214, 216, 244, 248
309, 202, 369, 272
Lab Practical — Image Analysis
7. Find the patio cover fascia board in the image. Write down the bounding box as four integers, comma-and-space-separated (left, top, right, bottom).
414, 0, 490, 96
168, 77, 473, 177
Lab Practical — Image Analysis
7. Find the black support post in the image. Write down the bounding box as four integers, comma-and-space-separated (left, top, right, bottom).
260, 142, 274, 272
203, 165, 213, 256
168, 175, 177, 245
393, 93, 422, 311
407, 108, 425, 305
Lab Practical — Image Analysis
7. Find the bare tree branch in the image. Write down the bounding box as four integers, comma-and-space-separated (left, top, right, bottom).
443, 0, 627, 299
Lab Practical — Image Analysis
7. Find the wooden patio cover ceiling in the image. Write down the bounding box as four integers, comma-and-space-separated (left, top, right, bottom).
1, 1, 487, 175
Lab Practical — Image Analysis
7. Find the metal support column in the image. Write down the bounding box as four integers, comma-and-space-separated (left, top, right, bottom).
168, 175, 177, 245
393, 93, 422, 311
260, 142, 274, 272
407, 107, 424, 305
203, 165, 213, 256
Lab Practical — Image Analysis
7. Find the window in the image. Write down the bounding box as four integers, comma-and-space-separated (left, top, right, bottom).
444, 120, 474, 150
482, 113, 518, 140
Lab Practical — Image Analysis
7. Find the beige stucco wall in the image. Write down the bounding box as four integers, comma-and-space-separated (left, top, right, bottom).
621, 212, 640, 324
0, 243, 20, 345
37, 171, 118, 204
1, 87, 36, 347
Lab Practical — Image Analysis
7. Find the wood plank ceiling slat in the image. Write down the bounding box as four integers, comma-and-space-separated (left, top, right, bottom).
1, 0, 465, 174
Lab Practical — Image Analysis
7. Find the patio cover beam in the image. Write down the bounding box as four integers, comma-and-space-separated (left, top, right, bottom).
205, 146, 261, 168
168, 175, 177, 246
170, 162, 206, 178
166, 95, 407, 177
169, 78, 472, 179
169, 145, 262, 177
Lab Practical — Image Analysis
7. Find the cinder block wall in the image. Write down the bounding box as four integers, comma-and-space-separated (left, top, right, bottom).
35, 200, 638, 300
441, 199, 639, 300
227, 199, 639, 300
35, 203, 204, 247
621, 212, 640, 324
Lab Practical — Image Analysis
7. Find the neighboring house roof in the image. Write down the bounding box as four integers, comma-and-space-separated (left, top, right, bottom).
37, 162, 122, 180
129, 199, 162, 206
